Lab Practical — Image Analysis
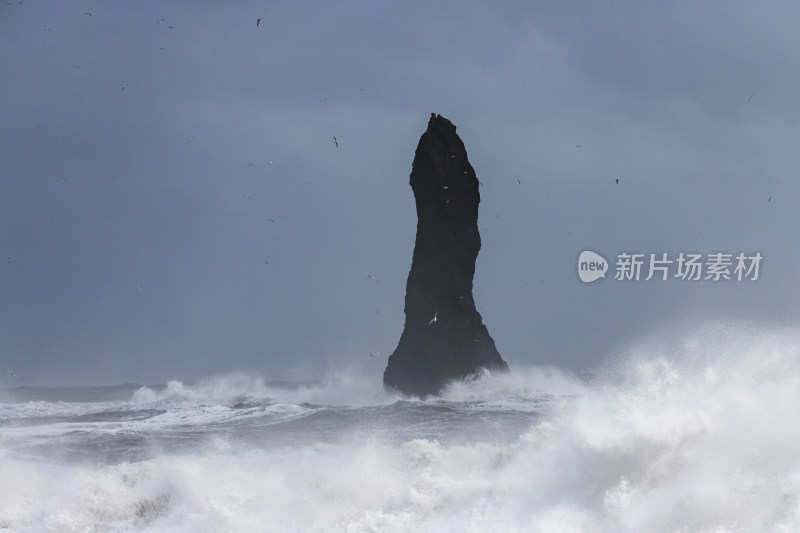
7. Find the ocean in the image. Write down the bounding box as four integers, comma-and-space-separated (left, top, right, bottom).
2, 323, 800, 532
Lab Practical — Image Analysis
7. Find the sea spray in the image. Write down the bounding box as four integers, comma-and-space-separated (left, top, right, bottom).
1, 322, 800, 531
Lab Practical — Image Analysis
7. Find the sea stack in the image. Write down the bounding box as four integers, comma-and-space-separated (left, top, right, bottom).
383, 114, 509, 397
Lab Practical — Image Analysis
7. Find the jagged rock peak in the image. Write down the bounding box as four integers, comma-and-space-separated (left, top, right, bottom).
383, 114, 509, 397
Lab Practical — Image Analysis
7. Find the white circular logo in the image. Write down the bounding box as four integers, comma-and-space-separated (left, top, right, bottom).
578, 250, 608, 283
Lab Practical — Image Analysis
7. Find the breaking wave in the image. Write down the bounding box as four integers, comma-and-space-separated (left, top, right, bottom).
2, 321, 800, 532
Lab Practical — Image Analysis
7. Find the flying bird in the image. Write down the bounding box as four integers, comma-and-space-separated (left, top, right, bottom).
615, 178, 620, 184
768, 196, 772, 202
366, 273, 377, 280
749, 93, 753, 103
517, 178, 521, 184
333, 137, 339, 148
257, 18, 261, 26
369, 351, 382, 358
427, 311, 438, 326
7, 369, 19, 378
83, 11, 91, 17
7, 257, 12, 264
121, 84, 127, 90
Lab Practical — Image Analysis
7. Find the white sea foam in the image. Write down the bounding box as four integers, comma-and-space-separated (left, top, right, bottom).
2, 321, 800, 532
130, 371, 402, 408
0, 399, 129, 420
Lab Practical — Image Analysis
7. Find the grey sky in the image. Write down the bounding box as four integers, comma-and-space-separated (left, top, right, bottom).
2, 1, 799, 386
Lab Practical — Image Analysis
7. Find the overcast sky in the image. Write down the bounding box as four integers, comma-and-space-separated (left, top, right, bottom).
2, 1, 799, 387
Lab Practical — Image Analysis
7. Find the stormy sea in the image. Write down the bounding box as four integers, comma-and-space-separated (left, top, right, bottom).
2, 323, 800, 533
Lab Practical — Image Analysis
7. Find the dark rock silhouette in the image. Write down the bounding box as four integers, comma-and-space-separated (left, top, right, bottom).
383, 114, 509, 397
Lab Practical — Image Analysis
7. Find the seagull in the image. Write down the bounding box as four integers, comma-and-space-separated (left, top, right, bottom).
7, 257, 12, 264
248, 163, 256, 167
7, 369, 19, 378
257, 18, 261, 26
768, 196, 772, 202
369, 351, 381, 358
266, 218, 275, 223
749, 93, 753, 103
517, 178, 521, 184
427, 311, 438, 326
615, 178, 620, 184
268, 161, 273, 165
168, 25, 175, 30
333, 137, 339, 148
241, 194, 253, 199
442, 186, 448, 190
366, 272, 377, 281
121, 84, 127, 90
83, 11, 91, 17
